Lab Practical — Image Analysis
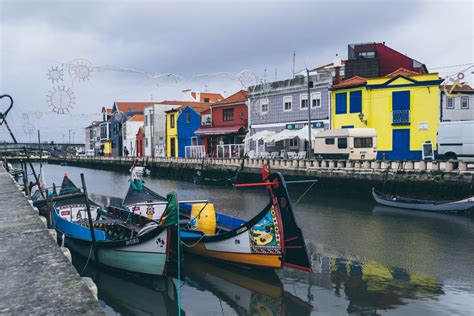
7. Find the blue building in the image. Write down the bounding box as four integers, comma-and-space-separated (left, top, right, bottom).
110, 102, 153, 156
165, 103, 210, 158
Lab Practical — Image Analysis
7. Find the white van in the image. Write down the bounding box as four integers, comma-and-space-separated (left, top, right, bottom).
314, 128, 377, 160
438, 121, 474, 161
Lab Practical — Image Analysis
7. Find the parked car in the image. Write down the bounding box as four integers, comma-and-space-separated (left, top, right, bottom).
438, 120, 474, 162
314, 128, 377, 160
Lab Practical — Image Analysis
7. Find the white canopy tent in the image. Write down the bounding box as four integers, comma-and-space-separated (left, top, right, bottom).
244, 130, 276, 156
269, 128, 322, 142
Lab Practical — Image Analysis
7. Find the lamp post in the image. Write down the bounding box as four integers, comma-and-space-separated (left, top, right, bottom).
306, 69, 313, 160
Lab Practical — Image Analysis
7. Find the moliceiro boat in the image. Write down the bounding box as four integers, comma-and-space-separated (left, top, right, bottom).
52, 175, 180, 276
122, 170, 312, 271
372, 188, 474, 213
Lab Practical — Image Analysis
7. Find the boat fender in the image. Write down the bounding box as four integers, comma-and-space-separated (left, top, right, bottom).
190, 203, 216, 235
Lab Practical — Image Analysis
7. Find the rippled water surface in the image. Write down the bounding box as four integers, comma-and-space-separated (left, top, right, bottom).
31, 163, 474, 315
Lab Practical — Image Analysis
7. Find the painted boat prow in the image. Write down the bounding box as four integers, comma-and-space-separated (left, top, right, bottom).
267, 173, 313, 272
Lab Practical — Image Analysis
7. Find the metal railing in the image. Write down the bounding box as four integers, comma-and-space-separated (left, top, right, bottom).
185, 145, 205, 158
217, 144, 244, 158
392, 110, 410, 125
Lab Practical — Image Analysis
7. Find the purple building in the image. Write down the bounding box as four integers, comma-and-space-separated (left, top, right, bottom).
247, 73, 332, 156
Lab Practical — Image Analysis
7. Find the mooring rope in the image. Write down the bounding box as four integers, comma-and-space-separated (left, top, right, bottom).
80, 243, 94, 275
293, 182, 316, 206
180, 233, 206, 248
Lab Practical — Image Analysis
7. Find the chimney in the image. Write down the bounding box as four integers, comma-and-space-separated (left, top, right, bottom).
334, 66, 341, 84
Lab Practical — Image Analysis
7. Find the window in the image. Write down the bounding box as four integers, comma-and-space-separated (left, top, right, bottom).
325, 138, 335, 145
260, 99, 269, 114
311, 92, 322, 108
461, 96, 469, 109
186, 111, 191, 123
354, 137, 373, 148
289, 138, 298, 148
335, 92, 347, 114
446, 97, 454, 109
392, 91, 410, 125
283, 96, 292, 111
338, 137, 348, 149
144, 115, 148, 126
349, 90, 362, 113
300, 94, 308, 110
204, 98, 210, 103
170, 114, 175, 128
150, 113, 154, 124
191, 136, 198, 145
223, 108, 234, 121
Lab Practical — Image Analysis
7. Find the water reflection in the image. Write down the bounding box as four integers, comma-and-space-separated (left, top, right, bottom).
310, 254, 444, 315
73, 256, 181, 315
183, 254, 313, 316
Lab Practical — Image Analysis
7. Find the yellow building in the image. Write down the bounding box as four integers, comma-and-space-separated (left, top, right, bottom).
165, 109, 179, 157
331, 68, 443, 160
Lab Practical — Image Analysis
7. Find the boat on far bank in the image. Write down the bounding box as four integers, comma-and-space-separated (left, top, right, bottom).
372, 188, 474, 213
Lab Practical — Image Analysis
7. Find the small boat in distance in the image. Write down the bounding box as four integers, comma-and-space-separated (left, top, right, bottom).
193, 158, 244, 186
372, 188, 474, 213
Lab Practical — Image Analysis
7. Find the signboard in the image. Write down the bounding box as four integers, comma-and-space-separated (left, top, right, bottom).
286, 121, 324, 130
422, 141, 434, 160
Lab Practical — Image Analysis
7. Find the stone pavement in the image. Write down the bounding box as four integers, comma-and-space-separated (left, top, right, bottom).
0, 166, 104, 315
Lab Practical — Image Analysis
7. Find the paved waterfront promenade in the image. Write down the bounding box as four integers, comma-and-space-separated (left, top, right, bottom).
41, 156, 473, 198
0, 166, 103, 314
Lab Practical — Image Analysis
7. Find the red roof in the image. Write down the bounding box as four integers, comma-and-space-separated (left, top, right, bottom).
312, 60, 346, 72
195, 126, 244, 135
332, 76, 367, 89
212, 90, 248, 106
160, 100, 211, 113
441, 84, 474, 92
115, 102, 154, 113
191, 92, 224, 103
386, 68, 420, 78
129, 114, 144, 122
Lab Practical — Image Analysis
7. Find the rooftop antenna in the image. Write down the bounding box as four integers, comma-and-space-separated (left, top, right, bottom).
293, 51, 296, 78
150, 94, 153, 101
264, 68, 267, 83
275, 68, 277, 81
204, 84, 208, 92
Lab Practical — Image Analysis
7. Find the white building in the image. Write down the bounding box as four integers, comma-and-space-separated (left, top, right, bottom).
122, 114, 144, 157
144, 103, 177, 157
84, 121, 101, 155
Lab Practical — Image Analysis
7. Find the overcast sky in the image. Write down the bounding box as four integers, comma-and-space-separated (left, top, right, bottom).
0, 0, 472, 142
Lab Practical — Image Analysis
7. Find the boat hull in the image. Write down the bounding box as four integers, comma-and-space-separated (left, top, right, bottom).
65, 230, 169, 275
372, 188, 474, 212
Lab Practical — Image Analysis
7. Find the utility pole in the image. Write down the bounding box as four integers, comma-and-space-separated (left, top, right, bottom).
293, 51, 296, 78
306, 69, 313, 160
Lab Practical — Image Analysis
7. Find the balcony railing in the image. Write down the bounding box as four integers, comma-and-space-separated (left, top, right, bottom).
217, 144, 244, 158
185, 145, 205, 158
392, 110, 410, 125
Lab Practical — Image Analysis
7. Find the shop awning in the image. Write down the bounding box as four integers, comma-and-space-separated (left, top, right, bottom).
244, 130, 276, 142
195, 126, 243, 135
270, 128, 322, 142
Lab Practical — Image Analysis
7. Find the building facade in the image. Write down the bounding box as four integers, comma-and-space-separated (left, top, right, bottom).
440, 84, 474, 121
110, 102, 153, 157
84, 121, 100, 155
331, 68, 443, 160
165, 102, 210, 157
122, 114, 144, 156
344, 42, 427, 79
144, 103, 179, 157
195, 90, 248, 157
247, 74, 332, 153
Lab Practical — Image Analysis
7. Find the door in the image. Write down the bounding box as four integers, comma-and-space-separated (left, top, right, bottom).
170, 138, 176, 158
392, 129, 410, 160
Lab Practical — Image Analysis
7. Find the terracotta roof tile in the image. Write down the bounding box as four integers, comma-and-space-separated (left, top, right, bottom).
129, 114, 144, 122
332, 76, 367, 89
386, 68, 420, 78
115, 102, 154, 113
212, 90, 248, 106
441, 84, 474, 92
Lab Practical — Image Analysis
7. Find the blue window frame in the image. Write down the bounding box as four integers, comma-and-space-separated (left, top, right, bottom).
349, 90, 362, 113
392, 91, 410, 125
335, 92, 347, 114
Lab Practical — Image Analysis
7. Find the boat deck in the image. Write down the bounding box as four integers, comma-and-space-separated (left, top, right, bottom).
0, 166, 103, 314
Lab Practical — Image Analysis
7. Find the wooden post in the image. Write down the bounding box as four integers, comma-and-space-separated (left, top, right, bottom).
80, 173, 99, 263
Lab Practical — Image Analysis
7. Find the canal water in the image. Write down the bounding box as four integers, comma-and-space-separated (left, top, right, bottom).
31, 163, 474, 315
